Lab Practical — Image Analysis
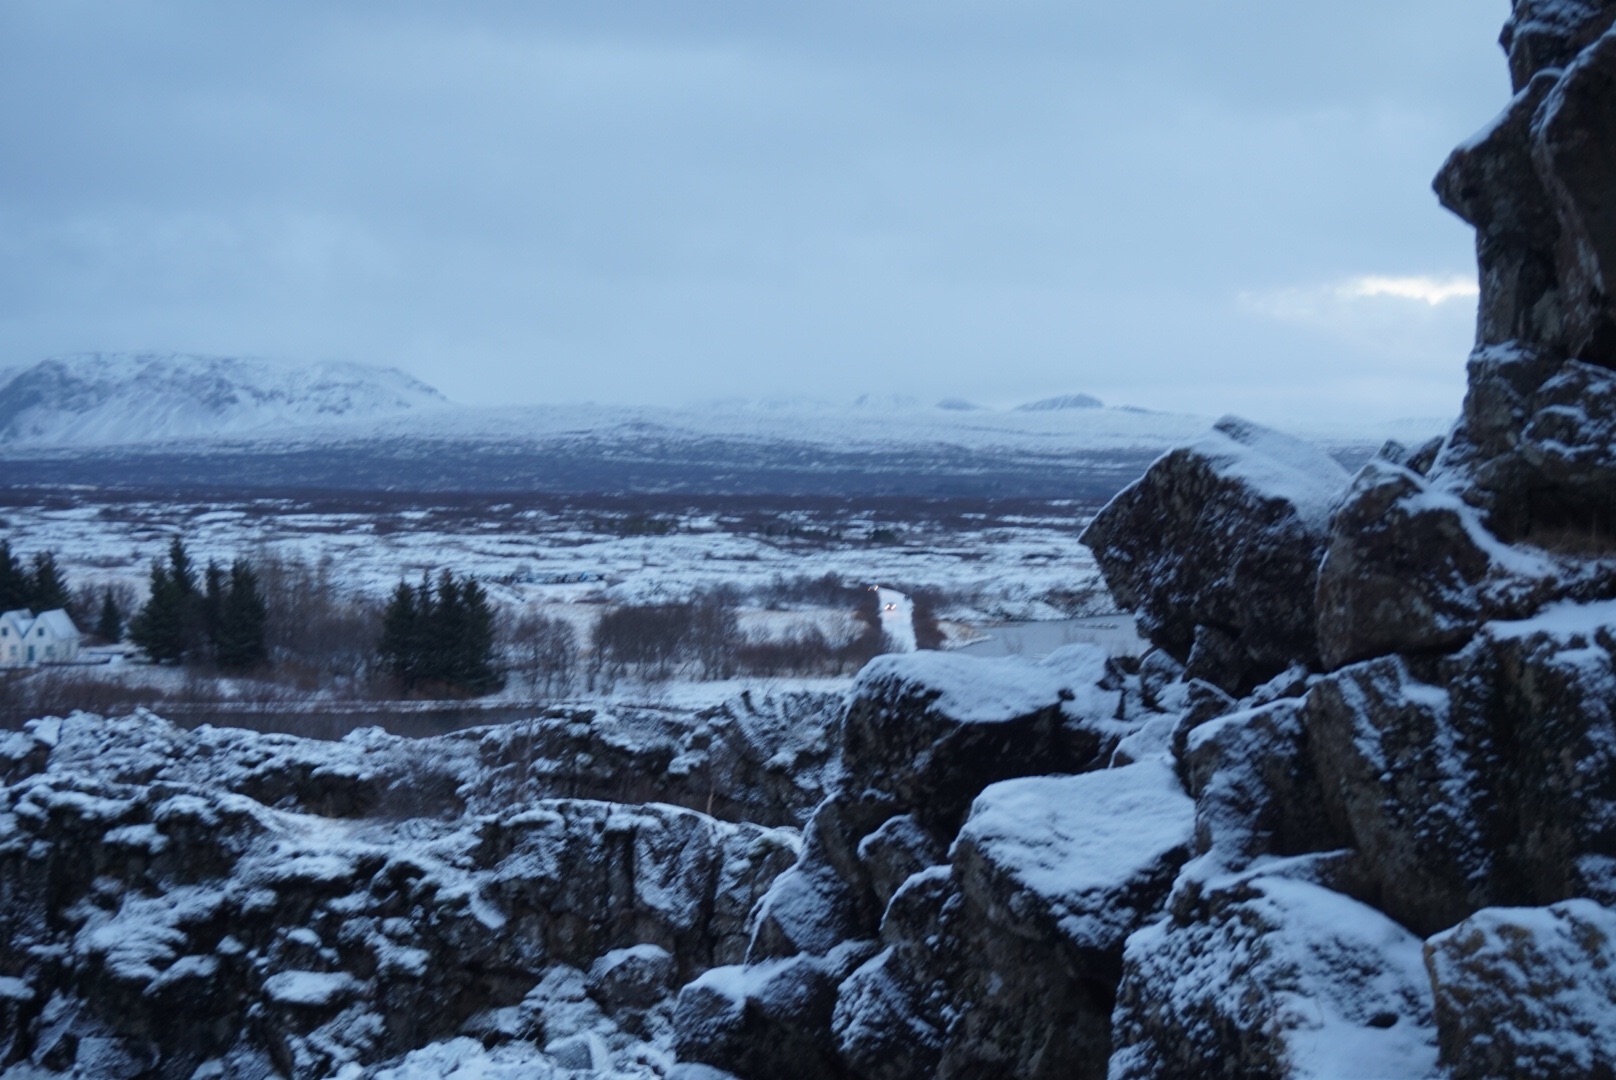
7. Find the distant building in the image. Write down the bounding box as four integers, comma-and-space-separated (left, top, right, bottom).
0, 608, 82, 667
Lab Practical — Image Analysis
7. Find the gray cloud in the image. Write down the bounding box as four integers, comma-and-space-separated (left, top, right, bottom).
0, 1, 1510, 424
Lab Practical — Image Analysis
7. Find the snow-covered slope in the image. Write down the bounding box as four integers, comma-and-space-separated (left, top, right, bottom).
0, 353, 449, 445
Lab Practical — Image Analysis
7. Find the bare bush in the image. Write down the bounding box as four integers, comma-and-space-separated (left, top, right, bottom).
507, 612, 578, 697
255, 552, 384, 679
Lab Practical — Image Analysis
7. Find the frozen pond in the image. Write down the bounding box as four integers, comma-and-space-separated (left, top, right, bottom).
953, 613, 1147, 660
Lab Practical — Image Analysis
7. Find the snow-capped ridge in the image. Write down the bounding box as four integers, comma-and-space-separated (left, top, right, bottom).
0, 353, 450, 446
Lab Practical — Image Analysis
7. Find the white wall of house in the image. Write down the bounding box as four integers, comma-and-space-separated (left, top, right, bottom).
0, 609, 81, 667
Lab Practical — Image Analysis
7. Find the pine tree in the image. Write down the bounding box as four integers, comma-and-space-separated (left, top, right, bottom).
202, 560, 227, 658
96, 589, 124, 643
0, 542, 29, 612
215, 560, 267, 671
378, 579, 422, 686
129, 559, 186, 662
455, 577, 502, 694
375, 569, 502, 695
129, 540, 204, 663
29, 552, 70, 614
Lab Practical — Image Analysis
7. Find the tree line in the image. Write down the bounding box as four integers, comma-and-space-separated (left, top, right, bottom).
129, 539, 269, 671
378, 571, 503, 695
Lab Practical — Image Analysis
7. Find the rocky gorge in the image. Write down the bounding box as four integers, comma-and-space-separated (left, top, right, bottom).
6, 2, 1616, 1076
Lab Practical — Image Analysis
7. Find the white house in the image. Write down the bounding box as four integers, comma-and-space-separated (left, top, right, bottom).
0, 608, 82, 667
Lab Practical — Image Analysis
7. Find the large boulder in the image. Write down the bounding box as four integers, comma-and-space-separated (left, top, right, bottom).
1080, 416, 1349, 694
1109, 869, 1441, 1080
839, 647, 1125, 834
1305, 656, 1497, 935
1180, 700, 1344, 878
672, 942, 878, 1080
951, 761, 1194, 962
1435, 71, 1564, 351
1531, 26, 1616, 367
1424, 899, 1616, 1080
1447, 600, 1616, 908
1314, 459, 1568, 669
829, 763, 1195, 1080
1501, 0, 1616, 91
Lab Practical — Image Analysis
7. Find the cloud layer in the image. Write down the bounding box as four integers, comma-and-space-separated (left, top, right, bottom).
0, 2, 1510, 424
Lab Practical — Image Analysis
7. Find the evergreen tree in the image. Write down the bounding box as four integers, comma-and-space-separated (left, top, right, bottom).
96, 589, 124, 643
215, 560, 267, 671
202, 560, 227, 657
129, 559, 187, 662
378, 580, 422, 685
167, 538, 197, 596
29, 552, 70, 614
129, 540, 205, 663
0, 542, 29, 612
454, 577, 502, 694
375, 569, 502, 695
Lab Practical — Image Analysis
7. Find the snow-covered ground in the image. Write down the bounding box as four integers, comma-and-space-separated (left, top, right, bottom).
3, 495, 1110, 632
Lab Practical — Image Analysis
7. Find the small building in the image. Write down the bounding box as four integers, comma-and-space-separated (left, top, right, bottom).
0, 608, 82, 667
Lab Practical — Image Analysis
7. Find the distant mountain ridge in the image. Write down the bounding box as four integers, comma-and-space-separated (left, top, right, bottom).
0, 353, 448, 445
1017, 393, 1104, 411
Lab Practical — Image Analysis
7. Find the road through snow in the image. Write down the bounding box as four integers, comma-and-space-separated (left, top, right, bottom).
877, 587, 917, 652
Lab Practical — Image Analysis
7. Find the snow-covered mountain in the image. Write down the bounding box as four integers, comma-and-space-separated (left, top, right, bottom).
0, 353, 449, 445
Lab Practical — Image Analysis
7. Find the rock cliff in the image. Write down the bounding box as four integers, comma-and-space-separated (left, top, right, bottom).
5, 5, 1616, 1078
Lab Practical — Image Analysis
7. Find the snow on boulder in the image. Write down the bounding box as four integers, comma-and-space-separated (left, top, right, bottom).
952, 760, 1194, 958
672, 942, 878, 1080
1305, 656, 1496, 936
1080, 416, 1349, 694
1109, 870, 1441, 1080
1180, 700, 1345, 880
1425, 899, 1616, 1080
841, 647, 1121, 832
1314, 458, 1564, 670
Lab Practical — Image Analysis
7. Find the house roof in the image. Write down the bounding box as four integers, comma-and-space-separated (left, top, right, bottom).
0, 609, 33, 632
33, 610, 78, 638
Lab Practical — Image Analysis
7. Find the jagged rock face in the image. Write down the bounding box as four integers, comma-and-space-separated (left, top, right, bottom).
1110, 867, 1441, 1080
1081, 416, 1348, 694
1502, 1, 1616, 91
673, 647, 1171, 1080
1307, 605, 1616, 936
1425, 899, 1616, 1080
0, 713, 798, 1078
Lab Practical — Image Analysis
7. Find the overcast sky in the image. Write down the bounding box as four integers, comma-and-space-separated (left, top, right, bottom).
1, 2, 1512, 424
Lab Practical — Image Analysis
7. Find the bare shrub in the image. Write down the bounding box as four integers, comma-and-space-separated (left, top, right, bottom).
255, 552, 384, 679
507, 612, 579, 697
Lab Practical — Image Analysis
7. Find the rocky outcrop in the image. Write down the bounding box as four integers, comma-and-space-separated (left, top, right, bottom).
1425, 899, 1616, 1080
1110, 867, 1441, 1080
672, 645, 1171, 1080
1080, 416, 1348, 694
0, 712, 798, 1079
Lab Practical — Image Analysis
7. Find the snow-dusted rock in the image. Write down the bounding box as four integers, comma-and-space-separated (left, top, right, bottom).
1081, 416, 1349, 694
1181, 700, 1343, 878
1306, 656, 1496, 935
840, 647, 1122, 833
588, 945, 678, 1011
1450, 602, 1616, 908
1425, 899, 1616, 1080
1502, 0, 1616, 89
672, 941, 877, 1080
1435, 72, 1563, 352
0, 711, 797, 1079
952, 761, 1194, 958
1314, 460, 1560, 668
1109, 870, 1441, 1080
1531, 26, 1616, 365
855, 814, 946, 910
